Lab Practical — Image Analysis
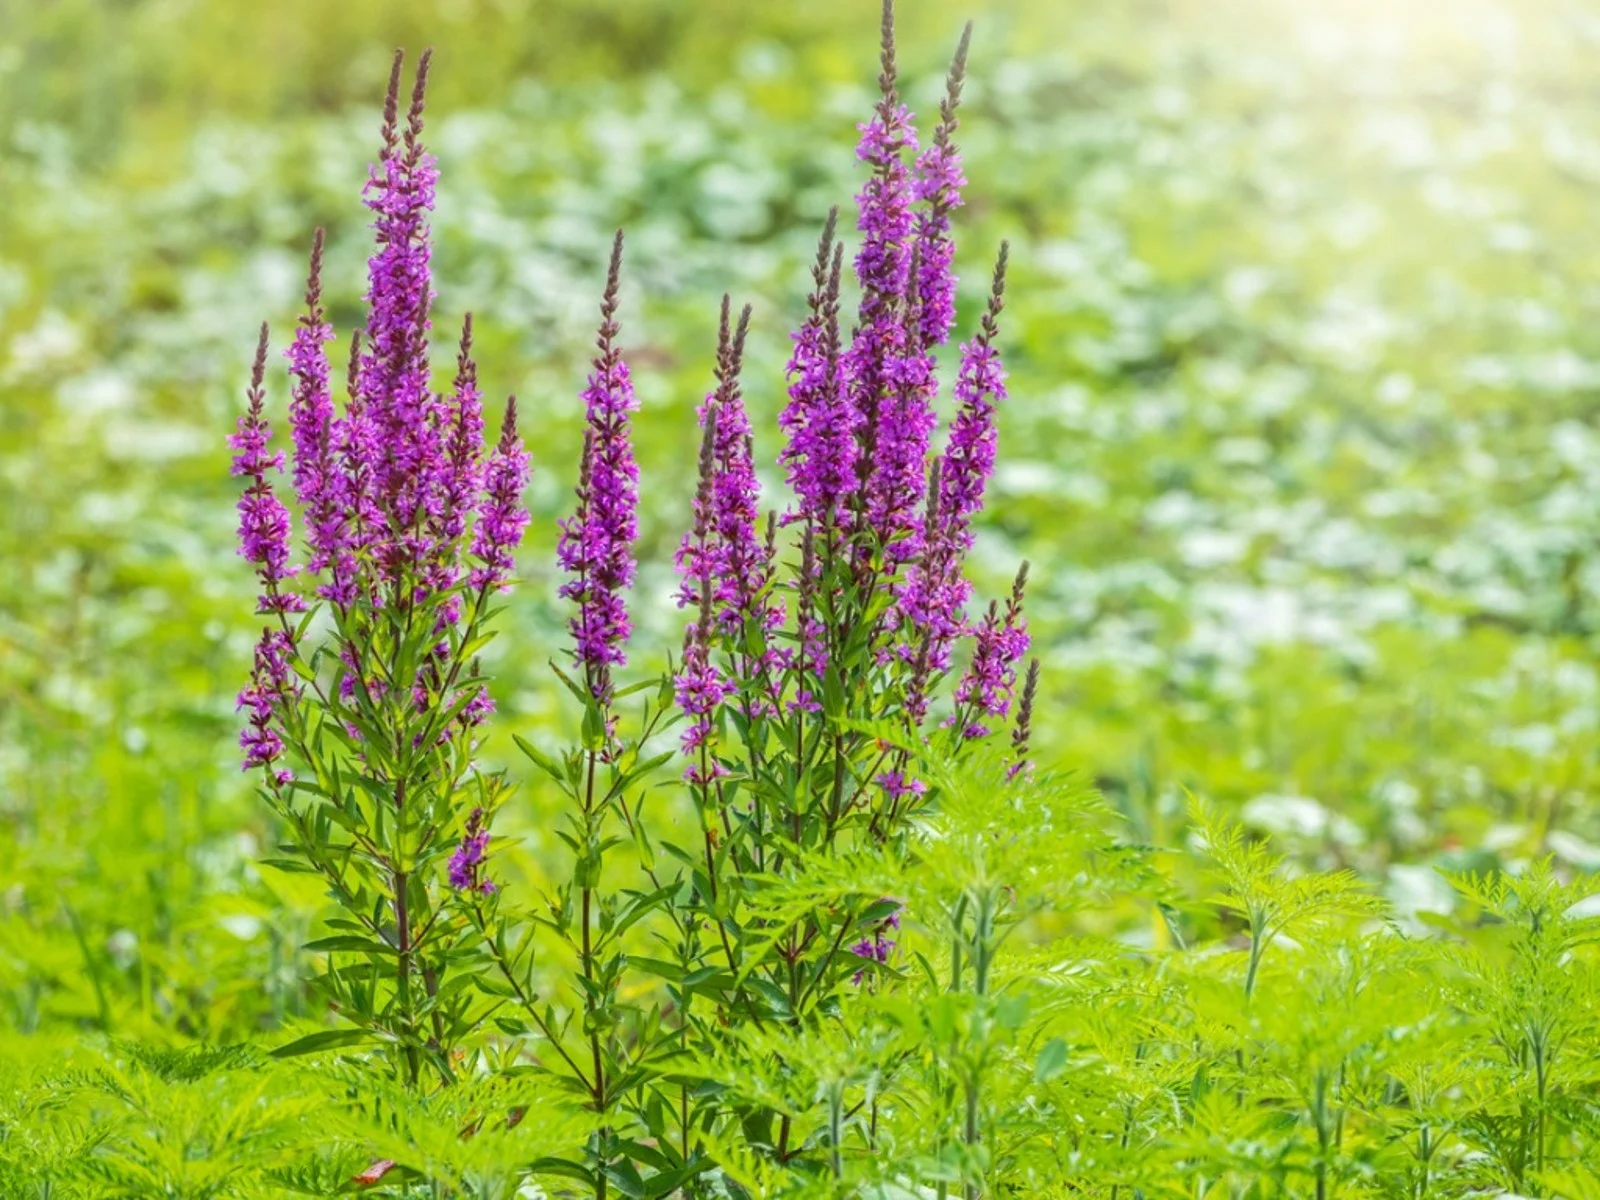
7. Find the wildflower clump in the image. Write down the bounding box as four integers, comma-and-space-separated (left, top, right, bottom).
228, 48, 529, 1085
230, 1, 1045, 1190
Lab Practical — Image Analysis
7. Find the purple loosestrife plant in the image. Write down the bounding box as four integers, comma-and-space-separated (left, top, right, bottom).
228, 49, 531, 1088
558, 232, 640, 691
486, 234, 689, 1198
631, 0, 1036, 1180
228, 7, 1039, 1194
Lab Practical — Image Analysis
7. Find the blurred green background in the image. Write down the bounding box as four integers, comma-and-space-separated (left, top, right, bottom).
7, 0, 1600, 1041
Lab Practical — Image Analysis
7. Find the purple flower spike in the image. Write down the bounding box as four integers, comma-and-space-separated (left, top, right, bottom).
780, 212, 855, 534
334, 329, 382, 592
470, 398, 532, 593
448, 807, 496, 894
237, 627, 297, 775
953, 563, 1030, 735
850, 2, 919, 357
910, 25, 972, 354
896, 246, 1009, 700
558, 232, 641, 684
676, 298, 779, 639
936, 248, 1008, 559
1008, 658, 1041, 781
358, 50, 443, 579
677, 591, 732, 785
427, 314, 486, 601
231, 324, 304, 614
286, 231, 359, 608
845, 2, 929, 567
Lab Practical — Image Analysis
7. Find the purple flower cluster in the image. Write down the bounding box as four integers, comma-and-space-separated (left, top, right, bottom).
673, 344, 742, 781
470, 399, 532, 594
286, 232, 358, 608
676, 299, 780, 642
359, 55, 443, 575
894, 248, 1009, 717
676, 602, 734, 786
238, 628, 297, 783
448, 806, 495, 894
849, 903, 901, 984
665, 2, 1028, 790
230, 50, 531, 775
558, 233, 640, 685
779, 211, 854, 539
847, 26, 926, 569
776, 9, 1006, 646
231, 325, 303, 616
953, 564, 1030, 736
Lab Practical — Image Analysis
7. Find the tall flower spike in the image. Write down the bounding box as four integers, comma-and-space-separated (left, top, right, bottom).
237, 627, 298, 781
677, 413, 730, 775
864, 239, 939, 573
911, 22, 972, 353
470, 398, 532, 592
676, 298, 778, 639
335, 327, 381, 586
953, 561, 1030, 735
1008, 657, 1041, 780
419, 314, 486, 629
780, 211, 856, 533
432, 315, 486, 554
558, 231, 641, 686
231, 323, 304, 614
286, 229, 357, 607
845, 0, 919, 544
894, 243, 1009, 677
358, 48, 443, 582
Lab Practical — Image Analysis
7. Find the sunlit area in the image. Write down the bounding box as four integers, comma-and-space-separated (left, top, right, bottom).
6, 0, 1600, 1194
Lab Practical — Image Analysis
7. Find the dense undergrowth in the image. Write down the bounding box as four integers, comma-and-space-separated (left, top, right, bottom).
7, 0, 1600, 1195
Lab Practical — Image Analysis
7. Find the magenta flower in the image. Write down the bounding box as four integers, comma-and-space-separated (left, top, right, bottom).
676, 593, 733, 785
909, 25, 971, 355
448, 807, 495, 894
286, 231, 359, 608
425, 314, 486, 611
231, 324, 304, 615
558, 232, 640, 682
470, 398, 532, 593
676, 659, 732, 785
875, 771, 926, 802
894, 246, 1009, 714
231, 51, 533, 774
675, 299, 780, 640
849, 902, 902, 983
358, 51, 443, 575
237, 627, 297, 780
779, 211, 856, 535
845, 20, 924, 566
953, 565, 1030, 735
